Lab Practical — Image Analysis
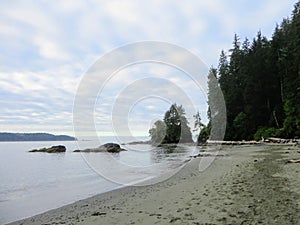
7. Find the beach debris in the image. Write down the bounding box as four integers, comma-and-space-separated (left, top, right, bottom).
91, 212, 107, 216
203, 138, 299, 146
29, 145, 66, 153
191, 153, 224, 158
169, 217, 181, 223
264, 137, 299, 145
73, 143, 126, 153
206, 140, 260, 145
287, 159, 300, 163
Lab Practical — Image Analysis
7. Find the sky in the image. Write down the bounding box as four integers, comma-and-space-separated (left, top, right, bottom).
0, 0, 296, 137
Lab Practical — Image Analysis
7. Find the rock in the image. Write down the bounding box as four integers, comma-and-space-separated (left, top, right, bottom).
29, 145, 66, 153
73, 143, 126, 153
101, 143, 123, 152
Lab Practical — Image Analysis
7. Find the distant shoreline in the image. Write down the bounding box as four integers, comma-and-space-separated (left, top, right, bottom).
0, 140, 76, 142
0, 132, 76, 142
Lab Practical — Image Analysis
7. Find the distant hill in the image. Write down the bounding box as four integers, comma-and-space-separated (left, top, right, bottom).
0, 133, 76, 142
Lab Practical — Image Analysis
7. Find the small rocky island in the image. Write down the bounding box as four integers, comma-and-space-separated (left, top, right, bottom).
73, 143, 126, 153
29, 145, 66, 153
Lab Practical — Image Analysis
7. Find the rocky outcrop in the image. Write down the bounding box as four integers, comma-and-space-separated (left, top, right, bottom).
73, 143, 126, 153
29, 145, 66, 153
101, 143, 124, 152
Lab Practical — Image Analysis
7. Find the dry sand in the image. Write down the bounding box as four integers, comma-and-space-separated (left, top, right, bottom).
8, 145, 300, 225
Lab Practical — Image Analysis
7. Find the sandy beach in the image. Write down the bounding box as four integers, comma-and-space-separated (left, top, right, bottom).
8, 145, 300, 225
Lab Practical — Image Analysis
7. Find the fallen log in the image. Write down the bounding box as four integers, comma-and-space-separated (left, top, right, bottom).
266, 137, 299, 144
206, 140, 260, 145
287, 159, 300, 163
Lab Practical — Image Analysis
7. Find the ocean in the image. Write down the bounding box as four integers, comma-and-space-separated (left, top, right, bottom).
0, 137, 198, 224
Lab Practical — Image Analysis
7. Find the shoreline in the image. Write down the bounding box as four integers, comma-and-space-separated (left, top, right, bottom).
8, 144, 300, 224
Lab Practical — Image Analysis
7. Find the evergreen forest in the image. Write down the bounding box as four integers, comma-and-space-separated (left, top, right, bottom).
204, 2, 300, 141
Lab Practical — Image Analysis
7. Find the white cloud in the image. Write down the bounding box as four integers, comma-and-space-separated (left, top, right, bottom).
146, 105, 156, 110
0, 68, 79, 97
0, 23, 19, 36
105, 1, 139, 23
33, 36, 71, 61
0, 0, 296, 134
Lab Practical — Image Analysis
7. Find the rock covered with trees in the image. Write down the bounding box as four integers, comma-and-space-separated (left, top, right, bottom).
149, 104, 193, 144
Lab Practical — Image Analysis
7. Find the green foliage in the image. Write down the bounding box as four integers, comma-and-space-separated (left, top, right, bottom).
164, 104, 193, 143
207, 68, 227, 140
197, 125, 210, 144
149, 104, 193, 144
149, 120, 166, 144
233, 112, 249, 140
193, 111, 205, 132
253, 127, 280, 141
206, 1, 300, 140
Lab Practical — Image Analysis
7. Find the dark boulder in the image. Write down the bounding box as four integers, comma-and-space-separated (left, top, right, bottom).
100, 143, 122, 152
73, 143, 126, 153
73, 149, 81, 152
29, 145, 66, 153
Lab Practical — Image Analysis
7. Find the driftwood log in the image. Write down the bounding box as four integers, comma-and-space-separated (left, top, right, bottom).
206, 140, 260, 145
266, 137, 299, 144
287, 159, 300, 163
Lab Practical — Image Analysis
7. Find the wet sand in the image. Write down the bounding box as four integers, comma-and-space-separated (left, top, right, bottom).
9, 145, 300, 225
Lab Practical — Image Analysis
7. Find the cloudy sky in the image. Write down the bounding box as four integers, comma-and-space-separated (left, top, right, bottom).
0, 0, 296, 137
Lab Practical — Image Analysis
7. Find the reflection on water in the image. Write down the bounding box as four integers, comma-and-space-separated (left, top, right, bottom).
78, 143, 196, 187
120, 144, 195, 166
0, 140, 197, 224
151, 145, 192, 163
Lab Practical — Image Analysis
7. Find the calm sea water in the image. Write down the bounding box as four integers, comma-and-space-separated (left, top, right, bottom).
0, 137, 198, 224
